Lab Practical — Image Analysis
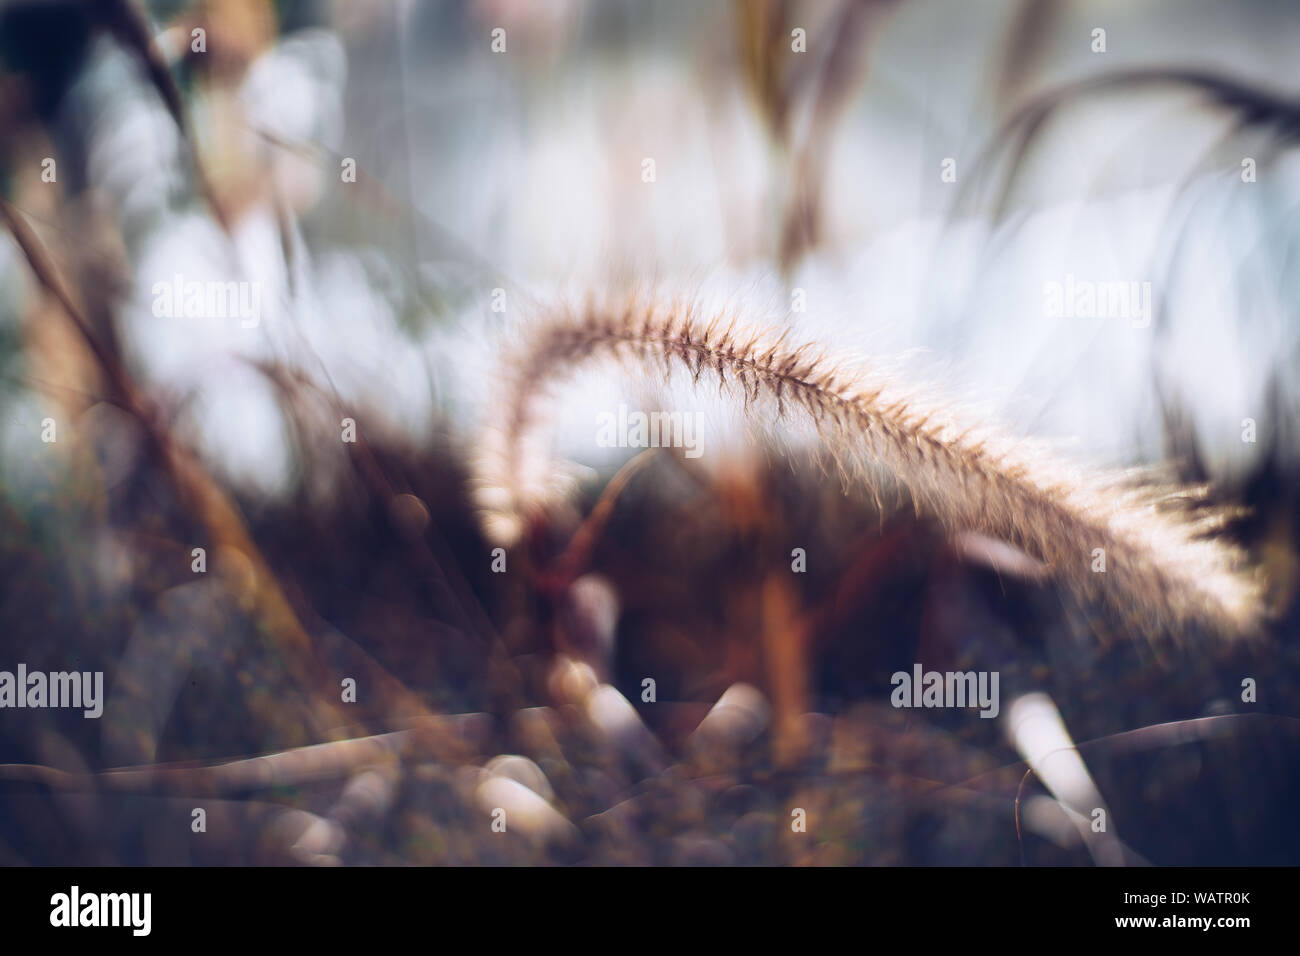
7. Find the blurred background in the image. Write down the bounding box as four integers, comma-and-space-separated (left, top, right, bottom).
0, 0, 1297, 865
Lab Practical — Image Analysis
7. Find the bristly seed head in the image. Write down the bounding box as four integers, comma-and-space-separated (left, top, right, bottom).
471, 291, 1266, 643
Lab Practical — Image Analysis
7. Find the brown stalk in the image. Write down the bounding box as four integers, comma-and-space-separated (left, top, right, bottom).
100, 0, 233, 234
1, 198, 354, 744
0, 714, 488, 796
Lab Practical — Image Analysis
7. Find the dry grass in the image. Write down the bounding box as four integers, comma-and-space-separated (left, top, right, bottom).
475, 293, 1265, 643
